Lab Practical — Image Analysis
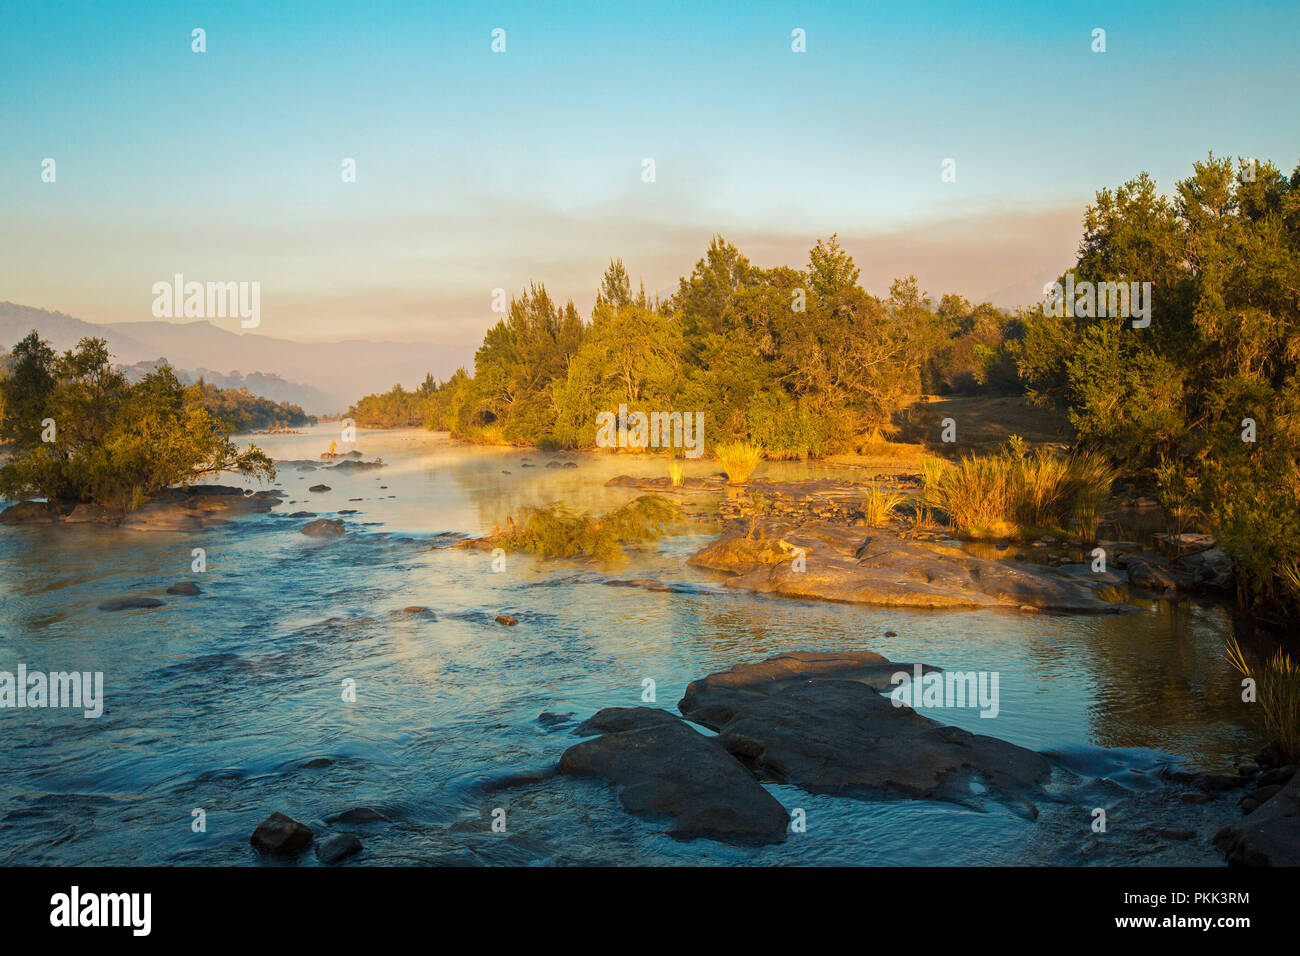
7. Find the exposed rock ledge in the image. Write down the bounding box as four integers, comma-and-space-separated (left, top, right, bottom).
559, 651, 1053, 844
0, 485, 284, 531
679, 651, 1051, 817
689, 519, 1126, 613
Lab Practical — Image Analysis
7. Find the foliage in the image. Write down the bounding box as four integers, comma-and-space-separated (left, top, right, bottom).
0, 332, 274, 510
486, 494, 679, 561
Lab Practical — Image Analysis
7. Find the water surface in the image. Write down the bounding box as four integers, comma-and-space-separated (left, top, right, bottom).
0, 426, 1255, 865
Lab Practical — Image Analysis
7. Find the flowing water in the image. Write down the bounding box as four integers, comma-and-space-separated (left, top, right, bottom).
0, 425, 1256, 865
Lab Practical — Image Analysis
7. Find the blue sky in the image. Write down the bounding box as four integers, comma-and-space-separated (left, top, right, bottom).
3, 0, 1298, 343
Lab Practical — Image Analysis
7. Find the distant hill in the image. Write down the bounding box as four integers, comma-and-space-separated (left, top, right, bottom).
0, 302, 475, 414
120, 358, 334, 412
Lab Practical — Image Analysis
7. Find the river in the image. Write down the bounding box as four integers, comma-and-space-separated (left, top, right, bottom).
0, 424, 1256, 865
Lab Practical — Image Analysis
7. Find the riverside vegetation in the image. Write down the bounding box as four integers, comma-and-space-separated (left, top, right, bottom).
350, 155, 1300, 632
0, 332, 274, 514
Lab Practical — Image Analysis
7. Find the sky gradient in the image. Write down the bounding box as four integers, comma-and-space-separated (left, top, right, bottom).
3, 0, 1298, 345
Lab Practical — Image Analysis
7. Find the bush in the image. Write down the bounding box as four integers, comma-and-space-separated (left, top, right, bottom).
486, 494, 679, 561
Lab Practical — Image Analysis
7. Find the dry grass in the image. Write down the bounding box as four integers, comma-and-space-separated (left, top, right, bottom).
668, 462, 685, 487
488, 494, 679, 561
1226, 635, 1300, 764
920, 442, 1118, 539
861, 483, 906, 527
716, 441, 764, 484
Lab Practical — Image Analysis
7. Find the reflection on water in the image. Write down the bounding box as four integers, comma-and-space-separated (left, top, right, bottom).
0, 425, 1255, 865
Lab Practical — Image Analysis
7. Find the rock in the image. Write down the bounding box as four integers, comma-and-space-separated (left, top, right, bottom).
1258, 765, 1297, 788
1155, 532, 1216, 558
1174, 547, 1234, 592
1126, 555, 1179, 592
301, 518, 345, 538
495, 615, 518, 626
1215, 772, 1300, 866
688, 521, 1123, 613
677, 651, 1051, 816
249, 812, 313, 856
394, 606, 436, 618
1158, 827, 1196, 841
334, 459, 383, 471
1246, 783, 1283, 806
62, 503, 114, 524
0, 500, 57, 524
166, 581, 201, 596
97, 597, 165, 611
288, 511, 316, 518
315, 832, 362, 864
308, 484, 331, 493
559, 706, 789, 844
119, 485, 281, 532
326, 807, 389, 824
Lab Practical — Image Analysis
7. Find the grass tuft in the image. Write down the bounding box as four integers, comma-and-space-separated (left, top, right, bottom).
716, 441, 764, 484
1225, 635, 1300, 764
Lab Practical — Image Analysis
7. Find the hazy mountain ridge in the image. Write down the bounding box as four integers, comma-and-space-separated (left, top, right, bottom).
0, 302, 475, 413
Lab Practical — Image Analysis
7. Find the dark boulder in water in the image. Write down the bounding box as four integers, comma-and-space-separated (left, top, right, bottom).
250, 812, 313, 856
677, 651, 1050, 817
308, 484, 331, 493
326, 807, 390, 824
97, 596, 165, 611
1214, 771, 1300, 866
166, 581, 201, 596
315, 832, 363, 864
301, 519, 345, 538
560, 706, 789, 845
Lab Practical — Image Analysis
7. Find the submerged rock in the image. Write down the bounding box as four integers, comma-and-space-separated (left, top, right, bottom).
250, 811, 313, 856
0, 501, 57, 524
690, 521, 1123, 613
678, 651, 1051, 816
166, 581, 201, 596
560, 706, 789, 844
2, 485, 282, 532
495, 614, 518, 626
308, 484, 331, 493
315, 832, 363, 864
97, 596, 165, 611
326, 807, 389, 824
301, 518, 345, 538
1214, 772, 1300, 866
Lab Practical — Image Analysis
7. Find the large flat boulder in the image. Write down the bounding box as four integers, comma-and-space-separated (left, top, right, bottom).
559, 706, 789, 845
1214, 772, 1300, 866
678, 651, 1051, 817
689, 521, 1123, 613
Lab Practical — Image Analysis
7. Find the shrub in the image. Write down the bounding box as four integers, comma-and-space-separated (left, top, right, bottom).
488, 494, 679, 561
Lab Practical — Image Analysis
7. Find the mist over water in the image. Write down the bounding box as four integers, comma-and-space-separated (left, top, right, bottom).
0, 425, 1254, 865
